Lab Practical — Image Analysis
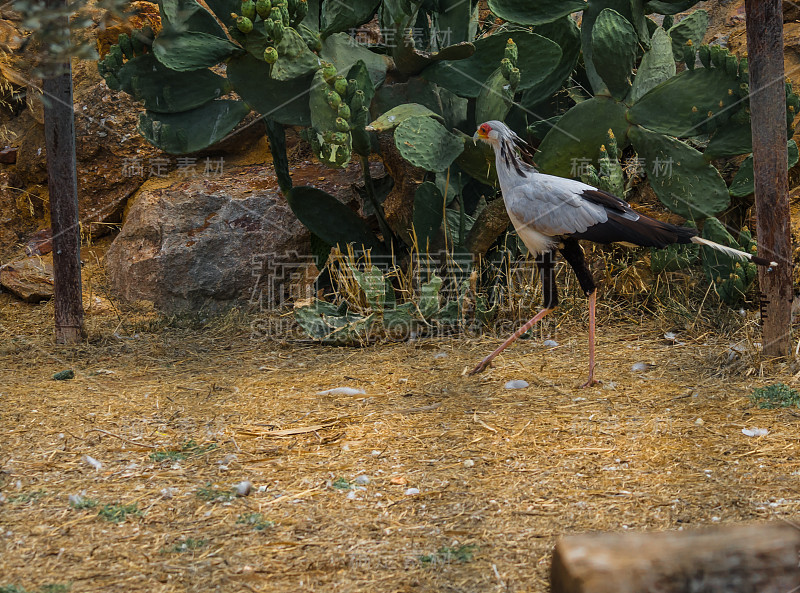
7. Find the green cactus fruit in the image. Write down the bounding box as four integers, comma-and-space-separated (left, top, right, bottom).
683, 41, 695, 70
264, 17, 275, 37
108, 44, 123, 69
269, 6, 282, 20
336, 117, 350, 132
279, 2, 290, 26
118, 33, 134, 59
739, 57, 749, 83
347, 79, 359, 98
710, 44, 724, 69
264, 46, 278, 63
509, 67, 521, 88
256, 0, 271, 17
322, 63, 337, 84
500, 57, 513, 80
504, 38, 518, 65
272, 20, 285, 42
605, 128, 619, 160
334, 76, 348, 96
697, 44, 711, 69
724, 53, 738, 77
351, 89, 365, 110
338, 103, 351, 120
327, 90, 342, 109
236, 15, 254, 34
241, 0, 256, 20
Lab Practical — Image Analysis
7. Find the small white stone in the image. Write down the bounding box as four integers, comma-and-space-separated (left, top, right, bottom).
463, 459, 475, 468
694, 418, 704, 426
631, 362, 651, 372
742, 427, 769, 437
404, 487, 420, 496
354, 474, 370, 485
235, 481, 252, 497
543, 339, 558, 347
504, 379, 529, 389
433, 352, 448, 359
82, 455, 102, 470
316, 387, 366, 396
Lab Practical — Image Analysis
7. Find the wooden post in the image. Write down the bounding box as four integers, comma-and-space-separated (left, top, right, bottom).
745, 0, 792, 357
42, 0, 84, 344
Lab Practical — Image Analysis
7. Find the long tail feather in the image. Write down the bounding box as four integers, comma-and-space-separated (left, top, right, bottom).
690, 236, 777, 268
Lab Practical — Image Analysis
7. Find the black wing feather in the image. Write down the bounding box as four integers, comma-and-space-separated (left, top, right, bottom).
571, 189, 698, 248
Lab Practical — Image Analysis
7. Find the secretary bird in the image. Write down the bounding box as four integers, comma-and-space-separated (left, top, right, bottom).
469, 120, 777, 387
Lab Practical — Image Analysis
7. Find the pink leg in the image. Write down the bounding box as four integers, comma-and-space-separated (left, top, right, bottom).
581, 290, 599, 388
469, 308, 555, 375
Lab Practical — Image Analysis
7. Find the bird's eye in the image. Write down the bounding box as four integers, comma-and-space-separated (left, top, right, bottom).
480, 124, 491, 135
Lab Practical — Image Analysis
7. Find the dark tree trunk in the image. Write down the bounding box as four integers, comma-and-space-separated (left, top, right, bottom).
43, 0, 84, 344
745, 0, 792, 358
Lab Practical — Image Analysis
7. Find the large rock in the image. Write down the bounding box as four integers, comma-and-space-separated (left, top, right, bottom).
105, 160, 382, 313
0, 256, 54, 302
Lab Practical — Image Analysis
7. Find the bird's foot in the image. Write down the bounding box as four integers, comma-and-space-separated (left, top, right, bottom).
580, 378, 601, 389
468, 358, 492, 376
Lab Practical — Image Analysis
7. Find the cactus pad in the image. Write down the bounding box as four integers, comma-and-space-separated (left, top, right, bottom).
393, 115, 464, 173
137, 99, 250, 154
629, 125, 729, 220
591, 8, 638, 100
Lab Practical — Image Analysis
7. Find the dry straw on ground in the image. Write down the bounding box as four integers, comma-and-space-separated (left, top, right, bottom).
1, 241, 799, 593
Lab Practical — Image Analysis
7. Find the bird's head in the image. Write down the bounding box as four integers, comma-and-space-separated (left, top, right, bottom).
474, 120, 538, 171
474, 120, 508, 146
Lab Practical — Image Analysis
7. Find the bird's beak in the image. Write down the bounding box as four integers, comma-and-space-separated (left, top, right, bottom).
474, 128, 488, 141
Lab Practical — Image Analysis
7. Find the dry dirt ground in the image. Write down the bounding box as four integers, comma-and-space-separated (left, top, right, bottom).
2, 257, 800, 593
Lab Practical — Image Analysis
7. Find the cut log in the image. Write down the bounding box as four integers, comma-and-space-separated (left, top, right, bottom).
551, 523, 800, 593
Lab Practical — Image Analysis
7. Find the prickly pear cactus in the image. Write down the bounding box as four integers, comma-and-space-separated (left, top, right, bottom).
700, 217, 758, 306
475, 38, 521, 123
580, 129, 624, 198
650, 223, 698, 273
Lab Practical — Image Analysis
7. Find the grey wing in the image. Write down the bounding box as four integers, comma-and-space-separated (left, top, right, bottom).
505, 176, 608, 237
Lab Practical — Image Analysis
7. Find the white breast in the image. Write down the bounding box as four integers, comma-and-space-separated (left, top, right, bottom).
507, 208, 556, 255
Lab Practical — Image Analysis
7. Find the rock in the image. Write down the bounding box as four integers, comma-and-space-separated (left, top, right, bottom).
0, 147, 17, 164
25, 228, 52, 256
106, 160, 378, 313
0, 256, 54, 302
